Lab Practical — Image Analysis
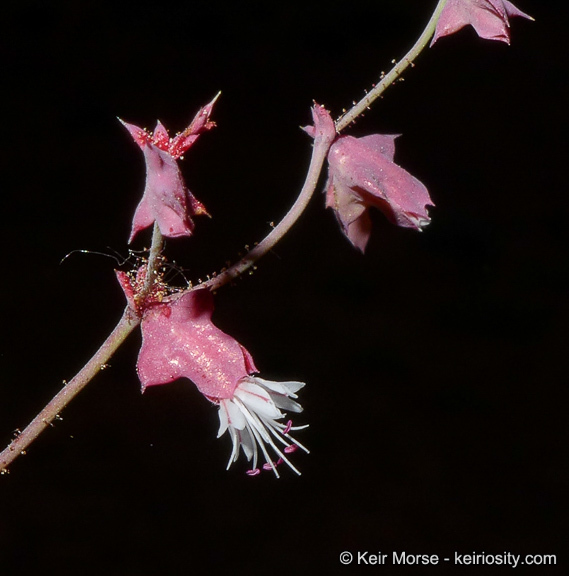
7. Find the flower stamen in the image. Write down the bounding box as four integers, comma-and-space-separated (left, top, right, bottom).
217, 377, 308, 477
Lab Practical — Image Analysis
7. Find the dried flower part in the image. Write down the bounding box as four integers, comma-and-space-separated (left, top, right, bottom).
326, 134, 433, 252
431, 0, 533, 45
120, 94, 219, 242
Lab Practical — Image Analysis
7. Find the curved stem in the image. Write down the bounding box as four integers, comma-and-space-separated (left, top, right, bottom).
0, 223, 165, 473
1, 307, 140, 473
335, 0, 448, 132
202, 0, 448, 292
203, 126, 334, 292
1, 1, 449, 473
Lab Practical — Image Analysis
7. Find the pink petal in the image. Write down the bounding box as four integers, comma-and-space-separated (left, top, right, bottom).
118, 119, 151, 149
115, 270, 136, 310
169, 93, 220, 159
128, 143, 198, 242
431, 0, 532, 46
152, 121, 170, 150
121, 97, 218, 241
326, 134, 433, 252
137, 289, 258, 399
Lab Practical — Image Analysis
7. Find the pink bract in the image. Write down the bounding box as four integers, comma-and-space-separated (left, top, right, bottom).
136, 289, 257, 399
431, 0, 533, 45
325, 134, 433, 252
120, 94, 219, 243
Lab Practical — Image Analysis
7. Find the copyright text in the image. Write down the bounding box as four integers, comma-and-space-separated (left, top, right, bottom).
338, 551, 556, 567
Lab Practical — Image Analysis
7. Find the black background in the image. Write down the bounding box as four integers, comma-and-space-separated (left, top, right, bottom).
1, 1, 567, 574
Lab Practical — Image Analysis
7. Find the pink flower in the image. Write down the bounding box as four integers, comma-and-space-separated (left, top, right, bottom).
123, 285, 308, 476
120, 93, 219, 243
325, 133, 433, 252
431, 0, 533, 46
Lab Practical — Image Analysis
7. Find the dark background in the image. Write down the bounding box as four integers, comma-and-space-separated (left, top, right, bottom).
1, 1, 566, 574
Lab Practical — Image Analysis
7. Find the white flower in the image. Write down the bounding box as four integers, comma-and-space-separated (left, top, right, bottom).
217, 376, 309, 477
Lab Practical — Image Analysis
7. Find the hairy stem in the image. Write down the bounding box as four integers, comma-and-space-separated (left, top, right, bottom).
142, 222, 164, 295
2, 1, 449, 473
336, 0, 448, 132
203, 124, 335, 292
0, 223, 165, 473
203, 0, 448, 291
0, 308, 140, 473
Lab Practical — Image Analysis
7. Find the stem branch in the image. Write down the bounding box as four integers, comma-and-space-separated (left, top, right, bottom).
203, 0, 448, 291
1, 1, 449, 472
0, 223, 165, 473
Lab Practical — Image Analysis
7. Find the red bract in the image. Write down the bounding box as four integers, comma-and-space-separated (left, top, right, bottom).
123, 286, 308, 476
120, 94, 219, 243
431, 0, 533, 45
325, 134, 433, 252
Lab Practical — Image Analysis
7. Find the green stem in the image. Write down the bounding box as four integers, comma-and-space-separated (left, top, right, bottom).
0, 307, 140, 473
142, 222, 164, 295
0, 222, 165, 473
335, 0, 448, 132
202, 0, 448, 292
1, 1, 449, 473
203, 122, 335, 292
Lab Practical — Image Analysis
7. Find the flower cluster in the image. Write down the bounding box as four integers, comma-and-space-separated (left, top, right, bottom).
115, 1, 532, 476
0, 0, 536, 481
